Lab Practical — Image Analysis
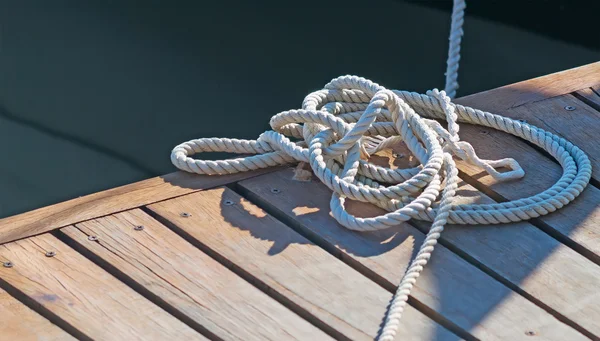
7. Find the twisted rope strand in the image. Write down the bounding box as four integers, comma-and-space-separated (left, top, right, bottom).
444, 0, 466, 98
169, 0, 591, 339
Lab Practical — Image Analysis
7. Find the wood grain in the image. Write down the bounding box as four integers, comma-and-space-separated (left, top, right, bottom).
456, 61, 600, 112
496, 94, 600, 181
146, 187, 458, 341
454, 120, 600, 262
236, 169, 586, 341
0, 233, 206, 341
375, 138, 600, 336
411, 180, 600, 338
0, 287, 74, 341
575, 87, 600, 111
61, 209, 333, 341
0, 168, 277, 246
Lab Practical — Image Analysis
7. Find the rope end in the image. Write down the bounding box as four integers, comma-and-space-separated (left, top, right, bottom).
292, 162, 313, 182
484, 158, 526, 181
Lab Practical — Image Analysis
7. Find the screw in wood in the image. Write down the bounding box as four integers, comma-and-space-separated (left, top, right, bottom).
134, 225, 144, 231
88, 235, 98, 241
224, 200, 235, 206
3, 261, 13, 268
564, 105, 576, 111
479, 130, 489, 135
271, 188, 281, 194
45, 251, 56, 258
180, 212, 191, 218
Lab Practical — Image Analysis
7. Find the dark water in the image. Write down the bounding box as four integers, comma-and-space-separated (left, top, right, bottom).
0, 0, 598, 217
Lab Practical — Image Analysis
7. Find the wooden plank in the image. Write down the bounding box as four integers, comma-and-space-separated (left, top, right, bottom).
457, 61, 600, 112
235, 170, 586, 340
492, 94, 600, 182
60, 209, 334, 341
146, 187, 459, 341
575, 87, 600, 111
0, 233, 206, 341
375, 145, 600, 336
412, 181, 600, 338
0, 168, 278, 246
454, 122, 600, 262
378, 136, 600, 337
0, 287, 75, 341
374, 132, 600, 336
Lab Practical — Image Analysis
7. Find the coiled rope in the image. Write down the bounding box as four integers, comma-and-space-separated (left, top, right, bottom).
170, 0, 591, 339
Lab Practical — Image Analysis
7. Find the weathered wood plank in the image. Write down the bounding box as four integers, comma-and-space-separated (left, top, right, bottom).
454, 122, 600, 262
0, 168, 277, 246
0, 287, 75, 341
61, 209, 333, 341
457, 61, 600, 112
373, 136, 600, 336
575, 87, 600, 111
413, 181, 600, 338
493, 94, 600, 182
146, 187, 459, 341
236, 169, 586, 340
377, 143, 600, 336
0, 233, 206, 341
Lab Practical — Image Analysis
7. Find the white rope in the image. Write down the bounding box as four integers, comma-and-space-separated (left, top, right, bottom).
170, 0, 591, 339
444, 0, 466, 98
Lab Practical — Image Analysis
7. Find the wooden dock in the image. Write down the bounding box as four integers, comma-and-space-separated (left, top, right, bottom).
0, 62, 599, 340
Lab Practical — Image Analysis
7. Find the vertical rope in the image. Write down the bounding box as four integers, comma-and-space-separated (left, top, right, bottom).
444, 0, 466, 99
378, 154, 459, 341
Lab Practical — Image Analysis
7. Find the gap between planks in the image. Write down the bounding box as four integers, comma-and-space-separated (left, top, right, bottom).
0, 282, 80, 340
232, 176, 597, 341
143, 191, 464, 341
457, 169, 600, 266
226, 181, 475, 340
572, 87, 600, 115
136, 210, 351, 340
229, 172, 589, 340
0, 233, 209, 341
402, 205, 597, 340
52, 229, 224, 341
378, 138, 600, 338
56, 211, 335, 341
570, 88, 600, 189
0, 212, 335, 341
454, 93, 600, 266
0, 247, 94, 341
